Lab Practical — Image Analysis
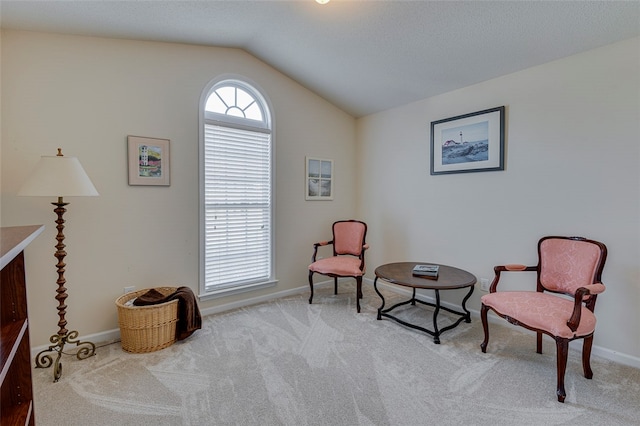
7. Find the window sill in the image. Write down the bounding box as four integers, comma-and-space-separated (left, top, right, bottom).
198, 279, 278, 301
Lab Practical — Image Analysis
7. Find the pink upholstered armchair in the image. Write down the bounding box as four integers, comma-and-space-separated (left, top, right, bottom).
480, 236, 607, 403
308, 220, 369, 313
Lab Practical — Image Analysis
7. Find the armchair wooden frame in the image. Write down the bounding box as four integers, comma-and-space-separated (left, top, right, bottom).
480, 236, 607, 403
308, 220, 369, 313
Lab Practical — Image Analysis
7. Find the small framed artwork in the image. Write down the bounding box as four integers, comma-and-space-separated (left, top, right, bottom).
306, 157, 333, 200
430, 106, 505, 175
127, 136, 170, 186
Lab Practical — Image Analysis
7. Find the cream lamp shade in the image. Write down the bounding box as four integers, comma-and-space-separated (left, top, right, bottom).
18, 151, 99, 197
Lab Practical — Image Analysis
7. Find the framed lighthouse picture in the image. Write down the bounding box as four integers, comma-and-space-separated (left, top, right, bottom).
430, 106, 505, 175
128, 135, 171, 186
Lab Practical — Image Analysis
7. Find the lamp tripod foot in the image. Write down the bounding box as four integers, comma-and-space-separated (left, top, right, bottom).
35, 330, 96, 382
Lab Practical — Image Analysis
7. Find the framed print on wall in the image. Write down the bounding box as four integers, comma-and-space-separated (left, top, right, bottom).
127, 135, 171, 186
430, 106, 505, 175
306, 157, 333, 200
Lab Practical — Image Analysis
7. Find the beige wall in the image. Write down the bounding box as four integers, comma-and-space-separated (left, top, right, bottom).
0, 30, 357, 347
356, 37, 640, 365
2, 29, 638, 367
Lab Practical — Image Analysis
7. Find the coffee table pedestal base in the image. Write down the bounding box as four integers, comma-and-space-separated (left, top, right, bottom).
374, 278, 474, 344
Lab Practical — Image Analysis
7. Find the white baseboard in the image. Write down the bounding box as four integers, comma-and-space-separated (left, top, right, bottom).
198, 279, 332, 317
32, 277, 640, 370
31, 329, 122, 359
30, 279, 333, 358
367, 277, 640, 369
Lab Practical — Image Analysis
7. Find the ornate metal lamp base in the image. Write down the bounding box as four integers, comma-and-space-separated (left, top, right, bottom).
35, 330, 96, 382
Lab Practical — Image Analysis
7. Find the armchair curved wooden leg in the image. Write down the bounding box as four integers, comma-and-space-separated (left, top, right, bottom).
480, 304, 490, 353
537, 332, 543, 354
555, 338, 569, 403
334, 277, 338, 295
356, 276, 362, 313
582, 335, 594, 379
308, 271, 315, 304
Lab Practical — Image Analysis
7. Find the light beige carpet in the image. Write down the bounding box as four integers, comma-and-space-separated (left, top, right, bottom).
33, 283, 640, 425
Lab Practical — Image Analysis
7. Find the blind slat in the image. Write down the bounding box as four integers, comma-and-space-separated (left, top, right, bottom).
203, 123, 272, 292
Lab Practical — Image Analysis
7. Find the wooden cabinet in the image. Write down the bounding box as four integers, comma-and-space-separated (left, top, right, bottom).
1, 225, 43, 426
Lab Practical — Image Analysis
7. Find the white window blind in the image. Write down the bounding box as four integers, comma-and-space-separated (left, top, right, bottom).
203, 123, 272, 292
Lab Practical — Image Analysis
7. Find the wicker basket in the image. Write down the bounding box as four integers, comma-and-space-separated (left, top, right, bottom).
115, 287, 179, 353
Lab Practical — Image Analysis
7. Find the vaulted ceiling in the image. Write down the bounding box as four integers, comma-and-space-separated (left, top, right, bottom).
1, 1, 639, 117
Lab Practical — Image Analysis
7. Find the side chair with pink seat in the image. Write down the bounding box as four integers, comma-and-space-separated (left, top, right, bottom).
308, 220, 369, 313
480, 235, 607, 403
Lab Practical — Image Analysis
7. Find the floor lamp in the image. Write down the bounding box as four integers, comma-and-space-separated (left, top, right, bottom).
18, 148, 99, 382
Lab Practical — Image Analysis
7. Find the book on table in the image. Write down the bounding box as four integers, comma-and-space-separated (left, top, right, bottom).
412, 264, 439, 278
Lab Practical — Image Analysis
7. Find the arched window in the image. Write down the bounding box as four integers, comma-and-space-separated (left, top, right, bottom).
199, 78, 275, 297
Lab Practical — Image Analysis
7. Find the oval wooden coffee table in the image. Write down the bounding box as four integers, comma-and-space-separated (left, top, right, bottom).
373, 262, 476, 344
